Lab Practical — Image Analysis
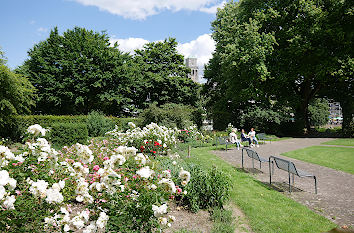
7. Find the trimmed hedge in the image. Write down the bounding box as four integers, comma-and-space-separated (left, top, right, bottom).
11, 115, 143, 141
48, 123, 88, 146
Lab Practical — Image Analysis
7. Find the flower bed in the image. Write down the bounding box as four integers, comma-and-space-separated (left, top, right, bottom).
0, 123, 191, 232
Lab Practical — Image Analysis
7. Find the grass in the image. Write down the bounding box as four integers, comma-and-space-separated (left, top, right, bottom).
185, 147, 336, 233
283, 146, 354, 174
322, 138, 354, 147
210, 207, 235, 233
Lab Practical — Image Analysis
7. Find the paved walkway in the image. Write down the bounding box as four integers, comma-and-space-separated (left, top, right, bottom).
212, 138, 354, 228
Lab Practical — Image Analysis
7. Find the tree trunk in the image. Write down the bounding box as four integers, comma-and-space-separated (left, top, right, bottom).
341, 98, 354, 135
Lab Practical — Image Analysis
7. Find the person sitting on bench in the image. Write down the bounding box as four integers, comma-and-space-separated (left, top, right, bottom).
241, 129, 252, 147
248, 128, 259, 148
229, 128, 241, 150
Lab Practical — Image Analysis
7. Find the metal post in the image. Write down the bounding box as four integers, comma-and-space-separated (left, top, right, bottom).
314, 176, 317, 194
269, 158, 272, 185
288, 163, 291, 193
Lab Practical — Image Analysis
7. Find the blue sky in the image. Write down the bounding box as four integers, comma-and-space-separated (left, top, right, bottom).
1, 0, 224, 76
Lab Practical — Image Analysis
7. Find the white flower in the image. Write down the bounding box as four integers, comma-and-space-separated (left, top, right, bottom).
172, 161, 177, 165
29, 180, 48, 198
162, 170, 171, 179
179, 169, 191, 184
135, 153, 146, 165
8, 178, 17, 191
168, 215, 176, 222
158, 217, 168, 225
128, 122, 136, 128
27, 124, 46, 136
136, 166, 154, 179
83, 222, 97, 233
158, 178, 176, 193
0, 145, 15, 160
46, 188, 64, 204
148, 184, 157, 190
152, 203, 168, 217
96, 212, 109, 229
0, 170, 10, 186
3, 195, 16, 209
64, 224, 71, 232
110, 154, 126, 167
0, 185, 6, 200
75, 143, 94, 164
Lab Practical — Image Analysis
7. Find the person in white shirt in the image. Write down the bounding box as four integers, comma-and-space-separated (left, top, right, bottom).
248, 128, 259, 147
229, 128, 241, 150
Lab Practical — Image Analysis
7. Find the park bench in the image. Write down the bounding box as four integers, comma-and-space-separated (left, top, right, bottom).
257, 133, 272, 144
268, 156, 317, 194
241, 148, 269, 170
216, 136, 233, 150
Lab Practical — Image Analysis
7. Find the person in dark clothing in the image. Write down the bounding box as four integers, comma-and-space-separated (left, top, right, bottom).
241, 129, 252, 146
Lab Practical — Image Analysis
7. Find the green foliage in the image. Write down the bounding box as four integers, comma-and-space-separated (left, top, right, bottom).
183, 165, 232, 212
186, 147, 336, 233
13, 115, 137, 141
17, 27, 137, 115
0, 55, 35, 139
140, 103, 196, 129
308, 98, 330, 127
204, 0, 353, 132
134, 38, 201, 109
210, 208, 235, 233
86, 111, 114, 137
239, 106, 286, 134
47, 122, 88, 146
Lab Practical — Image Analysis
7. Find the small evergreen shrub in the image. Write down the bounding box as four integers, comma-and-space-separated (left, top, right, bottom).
47, 122, 88, 146
86, 111, 114, 137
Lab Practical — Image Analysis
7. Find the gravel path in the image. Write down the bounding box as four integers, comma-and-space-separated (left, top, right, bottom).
212, 138, 354, 228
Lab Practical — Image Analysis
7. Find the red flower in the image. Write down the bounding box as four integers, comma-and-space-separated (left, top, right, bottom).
152, 151, 156, 154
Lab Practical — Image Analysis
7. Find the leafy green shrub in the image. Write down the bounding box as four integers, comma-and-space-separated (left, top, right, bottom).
0, 59, 35, 140
109, 117, 143, 131
308, 98, 330, 127
183, 165, 232, 212
140, 103, 196, 129
240, 106, 286, 134
47, 123, 88, 146
87, 111, 115, 137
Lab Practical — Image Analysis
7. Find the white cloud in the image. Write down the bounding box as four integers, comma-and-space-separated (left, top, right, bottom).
177, 34, 215, 70
37, 27, 48, 33
73, 0, 224, 20
110, 37, 149, 53
110, 34, 215, 82
200, 1, 225, 14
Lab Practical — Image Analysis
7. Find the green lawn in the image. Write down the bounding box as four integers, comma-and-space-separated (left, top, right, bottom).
322, 138, 354, 147
186, 147, 336, 233
283, 146, 354, 174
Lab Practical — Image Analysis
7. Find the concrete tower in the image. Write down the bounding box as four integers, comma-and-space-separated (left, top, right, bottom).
185, 58, 199, 83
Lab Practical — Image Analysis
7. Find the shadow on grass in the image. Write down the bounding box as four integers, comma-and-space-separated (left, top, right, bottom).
258, 181, 303, 193
235, 167, 264, 174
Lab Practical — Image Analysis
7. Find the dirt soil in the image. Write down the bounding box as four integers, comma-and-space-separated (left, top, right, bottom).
212, 138, 354, 228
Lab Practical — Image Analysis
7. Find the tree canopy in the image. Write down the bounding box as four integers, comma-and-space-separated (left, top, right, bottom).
18, 29, 200, 116
18, 27, 138, 115
0, 49, 35, 138
204, 0, 353, 132
133, 38, 201, 110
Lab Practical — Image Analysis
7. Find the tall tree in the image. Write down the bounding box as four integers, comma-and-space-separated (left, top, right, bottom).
0, 48, 35, 138
18, 27, 137, 115
134, 38, 201, 110
204, 0, 353, 132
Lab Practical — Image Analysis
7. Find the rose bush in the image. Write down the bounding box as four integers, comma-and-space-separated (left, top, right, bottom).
0, 123, 192, 232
